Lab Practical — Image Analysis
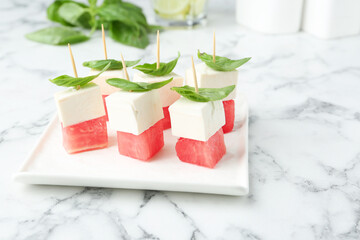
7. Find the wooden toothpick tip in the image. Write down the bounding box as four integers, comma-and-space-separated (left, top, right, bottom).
68, 43, 78, 78
213, 31, 216, 63
191, 56, 199, 93
120, 53, 129, 81
102, 24, 108, 60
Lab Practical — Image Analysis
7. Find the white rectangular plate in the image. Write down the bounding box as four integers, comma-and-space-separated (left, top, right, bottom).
14, 104, 249, 196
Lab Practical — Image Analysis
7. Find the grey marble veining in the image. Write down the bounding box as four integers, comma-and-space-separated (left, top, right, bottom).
1, 0, 360, 239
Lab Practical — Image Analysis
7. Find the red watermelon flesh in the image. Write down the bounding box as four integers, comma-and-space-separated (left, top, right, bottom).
222, 100, 235, 133
175, 128, 226, 168
161, 106, 171, 130
117, 120, 164, 161
102, 95, 109, 121
62, 115, 108, 154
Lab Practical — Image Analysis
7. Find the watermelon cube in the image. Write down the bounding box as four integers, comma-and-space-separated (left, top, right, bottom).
117, 120, 164, 161
161, 106, 171, 130
175, 128, 226, 168
222, 100, 235, 133
62, 115, 108, 154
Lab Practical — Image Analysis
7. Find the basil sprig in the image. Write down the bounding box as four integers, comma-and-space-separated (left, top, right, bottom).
171, 85, 235, 102
198, 50, 251, 72
83, 59, 140, 70
106, 78, 173, 92
26, 0, 160, 48
50, 62, 111, 88
133, 53, 180, 76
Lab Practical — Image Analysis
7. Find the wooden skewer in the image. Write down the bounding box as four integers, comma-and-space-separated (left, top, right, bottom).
120, 53, 129, 81
213, 31, 216, 63
68, 43, 78, 78
102, 24, 108, 60
68, 43, 80, 90
156, 30, 160, 69
191, 56, 198, 93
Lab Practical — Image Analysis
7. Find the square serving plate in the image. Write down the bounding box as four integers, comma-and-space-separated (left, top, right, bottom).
13, 103, 249, 196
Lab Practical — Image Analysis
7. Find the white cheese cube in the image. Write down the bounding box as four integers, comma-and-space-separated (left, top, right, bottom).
106, 90, 164, 135
133, 72, 183, 107
89, 69, 125, 95
54, 83, 105, 127
185, 63, 238, 101
169, 98, 225, 141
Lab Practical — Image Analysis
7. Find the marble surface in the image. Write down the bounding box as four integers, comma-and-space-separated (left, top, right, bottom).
1, 0, 360, 239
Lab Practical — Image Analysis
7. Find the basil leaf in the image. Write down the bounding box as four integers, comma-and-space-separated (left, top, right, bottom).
171, 85, 235, 102
98, 4, 147, 27
197, 50, 251, 72
47, 0, 88, 27
109, 21, 149, 49
102, 0, 123, 5
26, 27, 89, 45
58, 2, 92, 28
50, 63, 111, 87
83, 59, 141, 70
106, 78, 173, 92
134, 52, 180, 76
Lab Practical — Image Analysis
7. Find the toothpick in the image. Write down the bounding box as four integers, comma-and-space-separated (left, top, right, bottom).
68, 43, 80, 90
156, 30, 160, 69
213, 31, 216, 63
191, 56, 198, 93
120, 53, 129, 81
102, 24, 108, 60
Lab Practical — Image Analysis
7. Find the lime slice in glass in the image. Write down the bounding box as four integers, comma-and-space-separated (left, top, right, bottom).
154, 0, 191, 15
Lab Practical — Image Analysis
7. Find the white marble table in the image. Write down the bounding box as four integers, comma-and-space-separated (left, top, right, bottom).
1, 0, 360, 239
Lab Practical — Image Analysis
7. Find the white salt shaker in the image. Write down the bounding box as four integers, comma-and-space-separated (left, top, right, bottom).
236, 0, 304, 34
302, 0, 360, 39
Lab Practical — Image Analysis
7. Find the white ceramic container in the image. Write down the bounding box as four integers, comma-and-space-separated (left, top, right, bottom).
302, 0, 360, 39
236, 0, 304, 34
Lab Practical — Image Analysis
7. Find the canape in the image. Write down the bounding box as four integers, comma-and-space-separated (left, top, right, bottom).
133, 31, 183, 130
185, 34, 251, 133
105, 54, 173, 161
169, 57, 235, 168
50, 44, 110, 154
83, 24, 140, 120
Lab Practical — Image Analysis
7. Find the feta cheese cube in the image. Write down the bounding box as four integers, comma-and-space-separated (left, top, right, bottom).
106, 90, 164, 135
133, 72, 183, 107
54, 83, 105, 127
185, 63, 238, 100
89, 69, 125, 95
169, 98, 225, 141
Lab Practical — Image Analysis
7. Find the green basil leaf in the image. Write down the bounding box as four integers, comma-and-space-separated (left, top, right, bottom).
106, 78, 173, 92
26, 27, 89, 45
98, 3, 147, 27
147, 25, 163, 33
83, 59, 141, 70
58, 2, 92, 28
109, 21, 149, 49
47, 0, 88, 27
88, 0, 97, 8
171, 85, 236, 102
50, 63, 111, 87
197, 50, 251, 72
102, 0, 123, 5
133, 52, 180, 76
